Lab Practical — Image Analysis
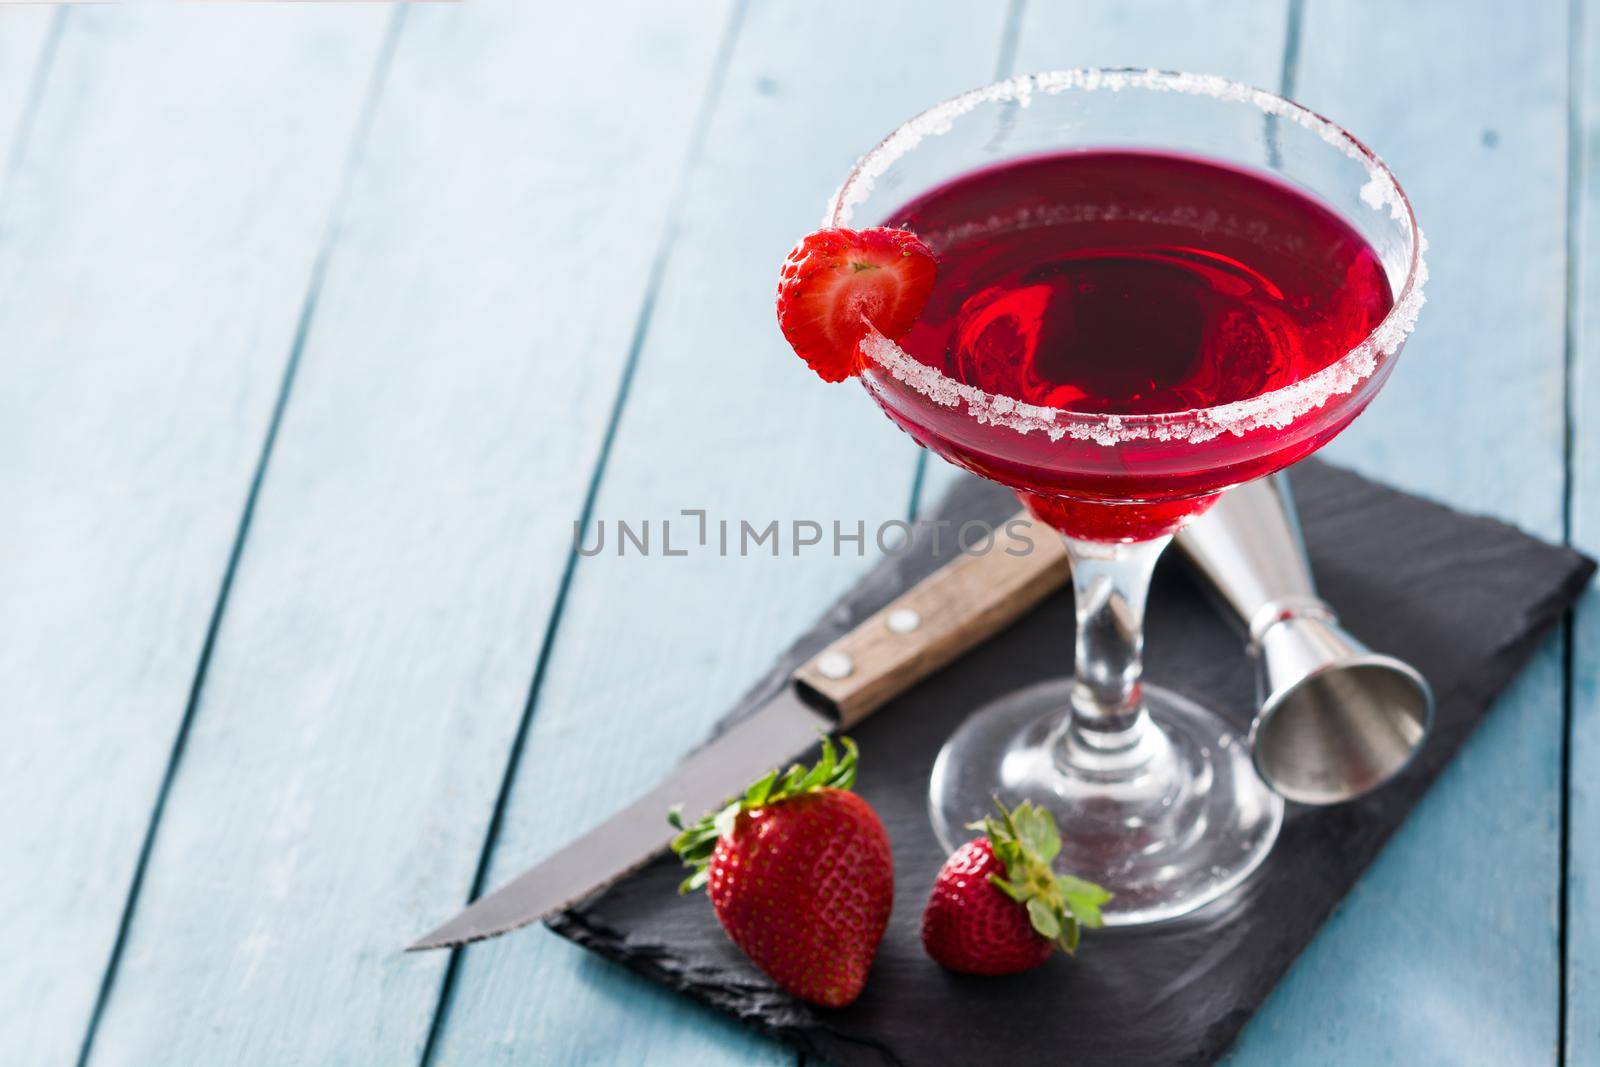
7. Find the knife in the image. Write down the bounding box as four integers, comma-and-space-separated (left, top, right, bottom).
409, 511, 1069, 950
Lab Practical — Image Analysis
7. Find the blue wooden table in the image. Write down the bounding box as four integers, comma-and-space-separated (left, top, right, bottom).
3, 1, 1594, 1064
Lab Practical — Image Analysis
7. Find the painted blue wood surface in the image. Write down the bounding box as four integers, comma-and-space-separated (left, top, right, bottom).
1566, 0, 1598, 1062
74, 3, 748, 1066
0, 8, 391, 1065
0, 9, 55, 167
0, 1, 1587, 1065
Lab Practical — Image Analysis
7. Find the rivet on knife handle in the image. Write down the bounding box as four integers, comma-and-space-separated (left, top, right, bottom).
793, 512, 1069, 729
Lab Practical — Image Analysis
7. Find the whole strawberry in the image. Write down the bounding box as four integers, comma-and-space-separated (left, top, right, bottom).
922, 800, 1110, 975
668, 738, 892, 1008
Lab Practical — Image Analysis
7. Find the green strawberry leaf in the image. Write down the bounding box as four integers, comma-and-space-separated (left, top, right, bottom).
1014, 805, 1057, 862
744, 769, 779, 808
1058, 917, 1081, 955
979, 797, 1112, 959
1062, 891, 1106, 928
1026, 897, 1060, 939
831, 737, 860, 790
1059, 874, 1113, 928
1032, 808, 1062, 862
1058, 873, 1111, 900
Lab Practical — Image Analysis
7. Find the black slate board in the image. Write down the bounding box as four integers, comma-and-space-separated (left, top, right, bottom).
547, 461, 1595, 1067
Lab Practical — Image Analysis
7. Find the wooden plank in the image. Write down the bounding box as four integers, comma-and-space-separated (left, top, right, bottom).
0, 8, 391, 1065
1565, 0, 1599, 1061
422, 4, 1017, 1065
72, 3, 746, 1067
1011, 0, 1288, 71
917, 0, 1294, 512
0, 8, 55, 167
1310, 13, 1568, 539
1229, 2, 1570, 1064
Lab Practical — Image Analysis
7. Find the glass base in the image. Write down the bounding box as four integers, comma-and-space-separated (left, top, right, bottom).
929, 678, 1283, 926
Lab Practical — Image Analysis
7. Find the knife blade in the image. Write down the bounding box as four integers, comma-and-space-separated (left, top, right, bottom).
409, 510, 1069, 950
409, 688, 829, 949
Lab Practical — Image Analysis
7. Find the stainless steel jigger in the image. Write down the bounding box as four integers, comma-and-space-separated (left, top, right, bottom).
1176, 473, 1433, 805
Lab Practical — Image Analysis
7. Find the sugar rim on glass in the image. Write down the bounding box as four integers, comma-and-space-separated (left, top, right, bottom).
826, 69, 1428, 448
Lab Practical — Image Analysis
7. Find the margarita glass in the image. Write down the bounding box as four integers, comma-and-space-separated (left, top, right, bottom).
829, 70, 1425, 925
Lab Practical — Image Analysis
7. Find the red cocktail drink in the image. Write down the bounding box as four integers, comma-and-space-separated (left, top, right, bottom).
869, 149, 1394, 540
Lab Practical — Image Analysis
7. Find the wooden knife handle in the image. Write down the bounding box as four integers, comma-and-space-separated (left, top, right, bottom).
793, 512, 1069, 728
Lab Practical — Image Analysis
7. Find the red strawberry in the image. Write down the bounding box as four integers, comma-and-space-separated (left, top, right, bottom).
775, 227, 937, 382
922, 800, 1110, 975
668, 737, 892, 1008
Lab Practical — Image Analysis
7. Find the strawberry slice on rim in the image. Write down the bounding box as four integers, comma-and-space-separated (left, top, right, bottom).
775, 227, 937, 382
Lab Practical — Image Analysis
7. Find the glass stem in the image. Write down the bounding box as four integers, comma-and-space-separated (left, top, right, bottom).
1057, 533, 1171, 774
